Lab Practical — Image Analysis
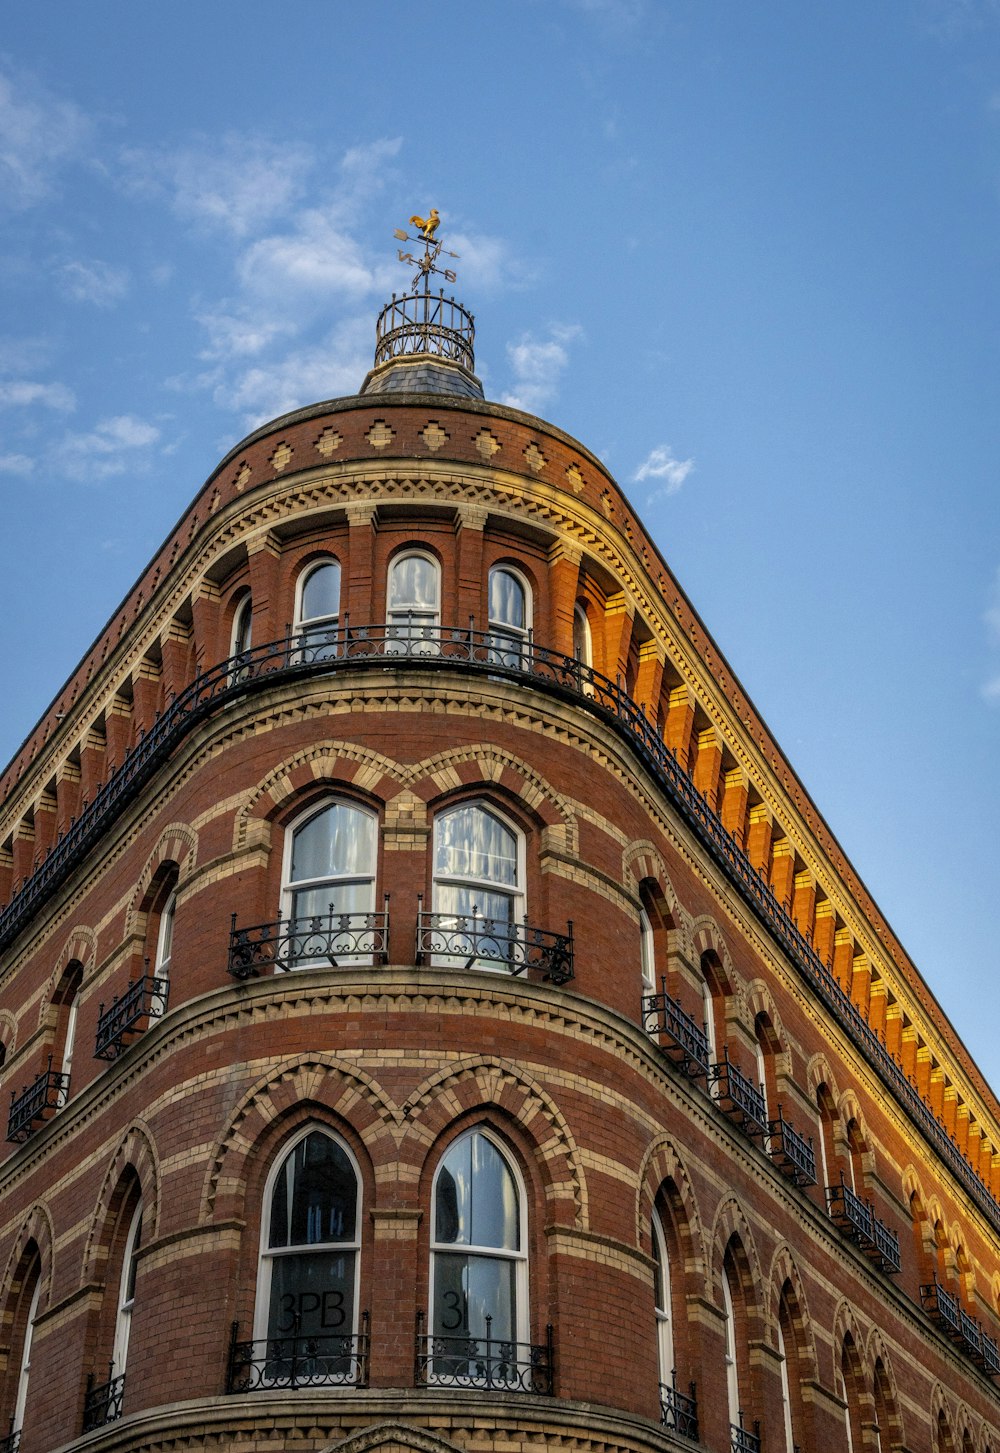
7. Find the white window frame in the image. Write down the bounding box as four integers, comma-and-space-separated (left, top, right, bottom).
12, 1273, 40, 1437
652, 1208, 674, 1385
428, 1127, 528, 1382
111, 1201, 143, 1380
639, 906, 656, 993
58, 982, 80, 1107
387, 549, 440, 653
149, 889, 176, 1019
253, 1125, 362, 1358
722, 1267, 740, 1430
777, 1317, 794, 1453
431, 800, 526, 971
281, 798, 378, 967
294, 559, 342, 657
231, 593, 253, 657
487, 565, 532, 666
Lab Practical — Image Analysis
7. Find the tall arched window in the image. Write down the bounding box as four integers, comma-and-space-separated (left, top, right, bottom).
572, 603, 592, 667
639, 906, 656, 993
777, 1287, 807, 1453
255, 1128, 362, 1383
721, 1264, 741, 1432
11, 1265, 41, 1443
111, 1201, 142, 1386
54, 965, 82, 1106
840, 1335, 865, 1453
387, 551, 440, 652
429, 1128, 527, 1384
295, 560, 341, 658
652, 1209, 674, 1391
283, 800, 378, 966
487, 567, 531, 666
149, 885, 176, 1019
432, 802, 524, 970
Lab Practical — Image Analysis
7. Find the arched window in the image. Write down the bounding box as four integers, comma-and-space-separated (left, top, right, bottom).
283, 800, 378, 967
721, 1263, 741, 1432
111, 1200, 142, 1386
295, 560, 341, 658
11, 1264, 41, 1443
488, 567, 531, 667
873, 1359, 895, 1453
431, 802, 524, 970
387, 551, 440, 652
652, 1208, 674, 1391
754, 1013, 780, 1120
699, 955, 721, 1065
429, 1128, 527, 1385
816, 1084, 839, 1194
149, 886, 176, 1019
776, 1288, 807, 1453
255, 1128, 362, 1383
776, 1318, 794, 1453
839, 1335, 865, 1453
639, 906, 656, 993
54, 964, 82, 1106
572, 603, 592, 667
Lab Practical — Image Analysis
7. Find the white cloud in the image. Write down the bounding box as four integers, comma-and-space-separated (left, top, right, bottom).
633, 443, 695, 497
340, 136, 403, 179
122, 133, 315, 238
211, 321, 371, 427
0, 334, 53, 375
236, 207, 386, 300
983, 675, 1000, 702
502, 324, 582, 412
196, 309, 295, 360
448, 231, 519, 292
57, 259, 130, 306
0, 66, 93, 208
57, 414, 161, 480
0, 380, 76, 411
0, 452, 34, 475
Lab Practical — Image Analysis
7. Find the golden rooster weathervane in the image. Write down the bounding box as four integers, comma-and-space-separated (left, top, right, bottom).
393, 207, 460, 292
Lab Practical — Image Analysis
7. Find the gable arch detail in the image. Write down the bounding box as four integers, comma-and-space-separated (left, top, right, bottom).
768, 1244, 819, 1378
125, 821, 198, 936
710, 1196, 765, 1332
636, 1133, 707, 1292
414, 744, 578, 854
81, 1121, 161, 1284
1, 1203, 55, 1316
234, 742, 408, 850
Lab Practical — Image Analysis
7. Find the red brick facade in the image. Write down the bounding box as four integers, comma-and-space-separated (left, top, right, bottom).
0, 340, 997, 1453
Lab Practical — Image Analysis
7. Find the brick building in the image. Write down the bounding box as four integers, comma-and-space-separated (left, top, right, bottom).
0, 235, 997, 1453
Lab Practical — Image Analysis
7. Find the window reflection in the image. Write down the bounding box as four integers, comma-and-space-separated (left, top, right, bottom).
432, 803, 523, 969
488, 567, 530, 667
284, 801, 377, 965
387, 552, 440, 653
297, 560, 341, 659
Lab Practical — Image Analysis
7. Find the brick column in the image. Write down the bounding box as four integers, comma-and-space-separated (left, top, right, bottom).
720, 769, 749, 847
603, 592, 634, 683
850, 954, 871, 1017
79, 725, 106, 806
132, 660, 162, 737
813, 900, 836, 968
792, 870, 816, 940
832, 929, 854, 993
344, 507, 377, 627
692, 728, 723, 812
633, 640, 665, 722
746, 805, 773, 875
455, 503, 488, 627
245, 530, 283, 642
665, 686, 696, 770
33, 793, 57, 862
191, 580, 222, 673
547, 542, 582, 658
55, 760, 81, 834
770, 840, 795, 911
12, 820, 34, 886
105, 697, 133, 772
160, 621, 193, 701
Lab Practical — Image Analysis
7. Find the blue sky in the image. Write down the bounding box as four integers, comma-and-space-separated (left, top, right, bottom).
1, 1, 998, 1086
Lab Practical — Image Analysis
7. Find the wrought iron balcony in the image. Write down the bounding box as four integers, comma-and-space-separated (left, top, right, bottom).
710, 1050, 768, 1141
94, 974, 168, 1059
82, 1367, 125, 1431
920, 1280, 998, 1374
7, 1059, 69, 1143
415, 1311, 554, 1394
415, 900, 573, 983
827, 1176, 901, 1274
769, 1108, 817, 1187
0, 1431, 19, 1453
659, 1374, 699, 1440
731, 1413, 761, 1453
228, 899, 390, 978
642, 982, 711, 1079
226, 1313, 370, 1392
7, 622, 1000, 1239
373, 288, 475, 372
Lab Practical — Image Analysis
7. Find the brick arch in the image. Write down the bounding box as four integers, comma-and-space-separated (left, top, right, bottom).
746, 979, 789, 1052
38, 925, 96, 1026
622, 843, 692, 949
1, 1203, 55, 1318
866, 1328, 905, 1447
902, 1164, 929, 1207
710, 1198, 765, 1336
234, 742, 408, 850
400, 1056, 586, 1231
0, 1009, 16, 1055
81, 1122, 160, 1285
805, 1051, 845, 1105
201, 1052, 401, 1220
690, 916, 738, 994
931, 1383, 957, 1443
124, 822, 198, 937
413, 744, 578, 854
636, 1134, 707, 1290
768, 1245, 819, 1378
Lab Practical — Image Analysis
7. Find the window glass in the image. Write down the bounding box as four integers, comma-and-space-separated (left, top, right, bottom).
430, 1130, 526, 1375
573, 605, 592, 665
233, 596, 253, 656
297, 561, 341, 658
12, 1272, 40, 1437
284, 802, 377, 965
432, 804, 523, 969
387, 553, 440, 652
111, 1202, 143, 1379
652, 1209, 674, 1381
488, 568, 530, 666
257, 1131, 361, 1374
640, 907, 656, 991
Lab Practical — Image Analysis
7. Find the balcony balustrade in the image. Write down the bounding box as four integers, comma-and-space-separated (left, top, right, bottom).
827, 1176, 901, 1274
82, 1367, 125, 1431
226, 1313, 370, 1392
710, 1050, 768, 1142
4, 622, 999, 1236
768, 1108, 817, 1187
94, 974, 168, 1059
731, 1414, 761, 1453
7, 1059, 69, 1143
415, 899, 573, 983
228, 900, 390, 978
659, 1374, 699, 1440
415, 1312, 554, 1394
0, 1432, 19, 1453
642, 982, 711, 1079
920, 1280, 999, 1375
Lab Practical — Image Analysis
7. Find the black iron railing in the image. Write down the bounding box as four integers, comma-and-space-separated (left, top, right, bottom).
768, 1108, 817, 1187
373, 289, 475, 372
226, 1313, 370, 1392
415, 900, 573, 983
660, 1375, 699, 1439
0, 1431, 19, 1453
827, 1176, 901, 1274
919, 1279, 999, 1375
1, 622, 995, 1233
415, 1311, 553, 1394
228, 899, 390, 978
7, 1058, 69, 1143
82, 1367, 125, 1431
94, 975, 168, 1059
710, 1050, 768, 1141
731, 1414, 761, 1453
642, 981, 711, 1079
